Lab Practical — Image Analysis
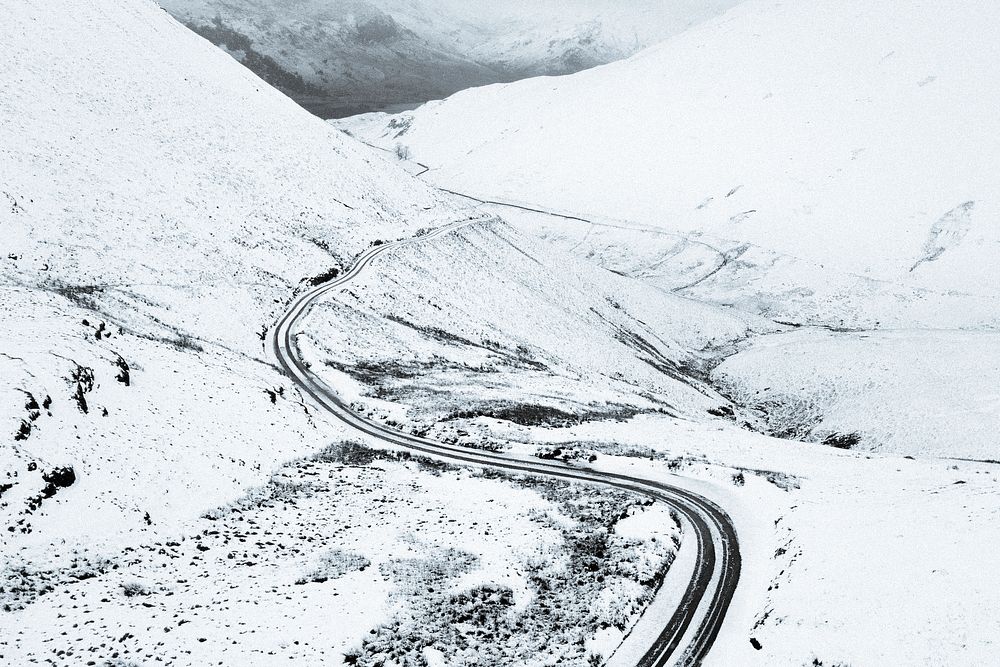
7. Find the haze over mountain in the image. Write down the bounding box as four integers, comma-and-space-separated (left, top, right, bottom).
158, 0, 739, 117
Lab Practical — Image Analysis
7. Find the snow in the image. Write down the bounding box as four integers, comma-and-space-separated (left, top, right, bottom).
2, 441, 669, 665
1, 1, 695, 664
514, 414, 1000, 666
712, 328, 1000, 458
0, 0, 468, 551
339, 0, 1000, 329
337, 0, 1000, 459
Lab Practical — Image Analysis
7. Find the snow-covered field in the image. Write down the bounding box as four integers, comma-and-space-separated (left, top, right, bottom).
0, 1, 707, 663
339, 0, 1000, 330
3, 439, 677, 666
518, 416, 1000, 666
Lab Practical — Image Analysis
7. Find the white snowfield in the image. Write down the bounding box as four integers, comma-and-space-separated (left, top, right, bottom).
3, 0, 1000, 666
339, 0, 1000, 322
339, 0, 1000, 459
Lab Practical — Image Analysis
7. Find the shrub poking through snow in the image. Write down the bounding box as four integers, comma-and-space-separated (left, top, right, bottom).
823, 432, 862, 450
114, 354, 130, 386
120, 580, 152, 597
70, 364, 95, 413
295, 550, 370, 585
42, 466, 75, 491
306, 266, 341, 287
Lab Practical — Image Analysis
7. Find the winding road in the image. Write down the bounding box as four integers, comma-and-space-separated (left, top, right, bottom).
271, 220, 741, 666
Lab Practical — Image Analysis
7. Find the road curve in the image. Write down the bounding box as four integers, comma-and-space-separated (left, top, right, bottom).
271, 220, 741, 666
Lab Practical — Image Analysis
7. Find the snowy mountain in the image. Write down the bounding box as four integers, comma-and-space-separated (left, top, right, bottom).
158, 0, 739, 117
341, 0, 1000, 324
340, 0, 1000, 457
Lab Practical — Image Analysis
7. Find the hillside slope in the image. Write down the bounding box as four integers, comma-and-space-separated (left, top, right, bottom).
340, 0, 1000, 457
342, 0, 1000, 329
2, 0, 753, 571
4, 2, 1000, 665
1, 0, 776, 663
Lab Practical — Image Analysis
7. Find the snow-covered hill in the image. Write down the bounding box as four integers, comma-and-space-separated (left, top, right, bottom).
341, 0, 1000, 457
342, 0, 1000, 328
5, 1, 1000, 665
158, 0, 739, 117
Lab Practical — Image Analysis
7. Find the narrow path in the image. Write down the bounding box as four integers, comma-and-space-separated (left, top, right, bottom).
359, 141, 730, 293
271, 220, 741, 666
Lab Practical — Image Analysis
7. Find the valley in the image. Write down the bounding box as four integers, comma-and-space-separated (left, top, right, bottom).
2, 1, 998, 666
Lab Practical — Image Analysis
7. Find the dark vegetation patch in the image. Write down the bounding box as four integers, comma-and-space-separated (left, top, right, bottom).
351, 476, 676, 666
325, 358, 427, 384
445, 401, 647, 428
50, 283, 105, 311
113, 354, 130, 386
708, 405, 735, 419
14, 418, 33, 442
535, 445, 598, 464
822, 432, 862, 450
384, 315, 548, 371
184, 19, 324, 96
161, 332, 204, 353
387, 116, 413, 138
25, 466, 77, 513
0, 554, 115, 612
120, 581, 152, 598
127, 328, 205, 354
42, 466, 76, 490
295, 550, 370, 585
313, 440, 457, 475
305, 266, 341, 287
70, 364, 95, 414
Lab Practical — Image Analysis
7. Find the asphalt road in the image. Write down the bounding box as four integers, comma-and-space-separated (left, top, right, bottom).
271, 220, 741, 666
